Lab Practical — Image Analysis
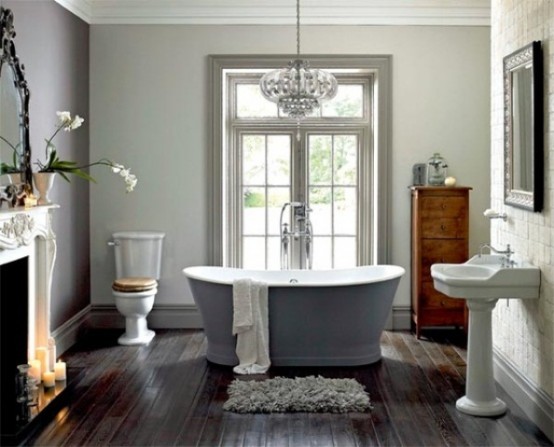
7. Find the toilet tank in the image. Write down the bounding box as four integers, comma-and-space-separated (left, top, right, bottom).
112, 231, 165, 279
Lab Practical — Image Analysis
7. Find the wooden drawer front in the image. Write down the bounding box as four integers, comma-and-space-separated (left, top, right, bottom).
421, 218, 466, 239
421, 239, 467, 277
421, 282, 465, 309
420, 196, 467, 219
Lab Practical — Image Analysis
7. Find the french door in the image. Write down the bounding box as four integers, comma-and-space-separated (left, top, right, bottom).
236, 128, 366, 270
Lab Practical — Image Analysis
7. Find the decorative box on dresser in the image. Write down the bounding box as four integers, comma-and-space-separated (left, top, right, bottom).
410, 186, 471, 338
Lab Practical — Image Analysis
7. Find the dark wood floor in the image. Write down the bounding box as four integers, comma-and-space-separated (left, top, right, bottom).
22, 329, 552, 447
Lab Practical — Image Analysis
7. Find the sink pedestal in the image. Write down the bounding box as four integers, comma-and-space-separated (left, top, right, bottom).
431, 254, 540, 417
457, 298, 507, 417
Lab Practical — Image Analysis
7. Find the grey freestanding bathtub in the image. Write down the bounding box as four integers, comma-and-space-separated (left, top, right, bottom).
183, 265, 405, 367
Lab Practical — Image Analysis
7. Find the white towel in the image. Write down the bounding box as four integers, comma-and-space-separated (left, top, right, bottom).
232, 279, 270, 375
232, 278, 253, 334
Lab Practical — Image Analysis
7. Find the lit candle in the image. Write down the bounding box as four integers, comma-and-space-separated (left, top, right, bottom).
43, 371, 55, 388
35, 347, 49, 374
48, 338, 57, 372
29, 359, 42, 382
24, 195, 37, 208
54, 361, 67, 381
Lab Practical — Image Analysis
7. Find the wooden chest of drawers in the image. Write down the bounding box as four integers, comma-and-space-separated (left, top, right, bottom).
410, 186, 471, 338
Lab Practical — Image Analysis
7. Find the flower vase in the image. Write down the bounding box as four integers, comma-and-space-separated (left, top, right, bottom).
33, 172, 56, 205
7, 172, 24, 185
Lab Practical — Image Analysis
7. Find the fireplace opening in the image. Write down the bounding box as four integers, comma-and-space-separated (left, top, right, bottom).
0, 256, 29, 436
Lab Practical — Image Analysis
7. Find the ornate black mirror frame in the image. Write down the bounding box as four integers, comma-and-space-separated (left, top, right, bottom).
503, 41, 543, 212
0, 6, 32, 205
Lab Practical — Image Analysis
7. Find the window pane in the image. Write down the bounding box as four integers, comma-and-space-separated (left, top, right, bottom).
267, 135, 291, 185
243, 237, 265, 269
312, 236, 332, 270
243, 187, 265, 235
334, 187, 357, 235
308, 135, 332, 185
242, 135, 265, 185
334, 135, 357, 185
321, 84, 363, 118
267, 236, 281, 270
334, 237, 356, 268
236, 84, 278, 118
267, 187, 290, 235
309, 187, 332, 235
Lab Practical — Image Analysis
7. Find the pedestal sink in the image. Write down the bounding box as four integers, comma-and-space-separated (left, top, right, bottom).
431, 254, 540, 417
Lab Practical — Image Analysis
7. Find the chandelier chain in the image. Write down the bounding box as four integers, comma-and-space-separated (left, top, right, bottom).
296, 0, 300, 56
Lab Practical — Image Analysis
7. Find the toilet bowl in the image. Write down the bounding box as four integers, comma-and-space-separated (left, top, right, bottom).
110, 231, 165, 346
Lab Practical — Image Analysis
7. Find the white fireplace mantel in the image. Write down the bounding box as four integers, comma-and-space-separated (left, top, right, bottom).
0, 204, 58, 363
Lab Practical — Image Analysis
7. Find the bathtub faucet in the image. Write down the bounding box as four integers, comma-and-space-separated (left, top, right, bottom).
279, 202, 313, 270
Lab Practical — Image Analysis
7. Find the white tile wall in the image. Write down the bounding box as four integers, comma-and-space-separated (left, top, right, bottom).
491, 0, 553, 398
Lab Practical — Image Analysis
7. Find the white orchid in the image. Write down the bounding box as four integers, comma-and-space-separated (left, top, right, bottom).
111, 163, 124, 174
114, 165, 137, 192
56, 111, 72, 125
70, 115, 84, 130
56, 111, 84, 132
124, 173, 138, 192
34, 111, 137, 193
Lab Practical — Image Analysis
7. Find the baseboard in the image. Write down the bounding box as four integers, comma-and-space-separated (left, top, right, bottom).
494, 347, 554, 442
391, 306, 411, 330
51, 305, 91, 356
89, 304, 204, 329
148, 304, 204, 328
90, 304, 408, 331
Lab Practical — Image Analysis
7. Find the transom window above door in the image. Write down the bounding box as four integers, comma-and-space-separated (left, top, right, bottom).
235, 81, 365, 119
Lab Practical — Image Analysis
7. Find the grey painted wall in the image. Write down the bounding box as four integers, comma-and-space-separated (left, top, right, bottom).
89, 24, 491, 310
5, 1, 90, 330
1, 1, 493, 327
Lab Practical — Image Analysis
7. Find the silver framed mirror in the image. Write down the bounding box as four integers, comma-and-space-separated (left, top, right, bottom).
0, 7, 32, 207
503, 41, 543, 212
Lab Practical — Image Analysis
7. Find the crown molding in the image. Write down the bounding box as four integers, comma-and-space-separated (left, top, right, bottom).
54, 0, 93, 23
54, 0, 490, 26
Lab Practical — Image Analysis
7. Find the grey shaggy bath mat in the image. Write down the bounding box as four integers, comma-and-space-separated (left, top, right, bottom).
223, 376, 372, 413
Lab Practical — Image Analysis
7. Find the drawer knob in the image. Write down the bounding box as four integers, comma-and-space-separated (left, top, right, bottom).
440, 224, 446, 231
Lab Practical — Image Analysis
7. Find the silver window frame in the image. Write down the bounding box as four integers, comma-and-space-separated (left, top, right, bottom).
208, 55, 392, 267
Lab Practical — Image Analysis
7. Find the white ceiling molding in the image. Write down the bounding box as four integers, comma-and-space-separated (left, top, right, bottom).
54, 0, 490, 26
54, 0, 94, 23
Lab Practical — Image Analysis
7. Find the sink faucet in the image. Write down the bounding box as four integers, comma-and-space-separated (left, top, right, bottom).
479, 243, 515, 267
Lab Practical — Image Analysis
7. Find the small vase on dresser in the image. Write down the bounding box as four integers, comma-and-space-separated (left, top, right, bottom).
33, 172, 56, 205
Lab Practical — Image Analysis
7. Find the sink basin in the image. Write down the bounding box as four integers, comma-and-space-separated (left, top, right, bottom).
431, 254, 540, 299
441, 264, 496, 278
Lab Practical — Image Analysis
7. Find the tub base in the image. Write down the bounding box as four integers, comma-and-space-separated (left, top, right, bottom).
205, 340, 383, 367
183, 265, 404, 369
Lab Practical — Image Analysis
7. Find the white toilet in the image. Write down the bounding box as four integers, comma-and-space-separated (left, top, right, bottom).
111, 231, 165, 346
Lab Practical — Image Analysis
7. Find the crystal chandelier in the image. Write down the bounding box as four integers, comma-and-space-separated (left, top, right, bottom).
259, 0, 338, 120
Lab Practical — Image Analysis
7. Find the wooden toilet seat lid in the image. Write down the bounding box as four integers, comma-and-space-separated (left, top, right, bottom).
112, 277, 157, 293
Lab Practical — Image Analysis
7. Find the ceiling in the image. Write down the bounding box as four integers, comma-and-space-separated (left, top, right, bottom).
53, 0, 491, 26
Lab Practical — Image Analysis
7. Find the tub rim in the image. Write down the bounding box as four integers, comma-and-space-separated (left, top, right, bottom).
182, 265, 405, 287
